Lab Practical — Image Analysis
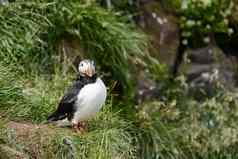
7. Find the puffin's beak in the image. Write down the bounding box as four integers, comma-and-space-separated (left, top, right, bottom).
86, 67, 93, 77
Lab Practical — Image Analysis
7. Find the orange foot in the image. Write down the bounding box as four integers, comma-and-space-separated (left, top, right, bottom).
72, 123, 80, 133
72, 122, 88, 134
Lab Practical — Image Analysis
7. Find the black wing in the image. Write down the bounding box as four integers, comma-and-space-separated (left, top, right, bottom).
47, 80, 84, 122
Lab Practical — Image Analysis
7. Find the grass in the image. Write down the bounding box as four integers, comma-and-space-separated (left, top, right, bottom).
1, 0, 238, 159
1, 51, 238, 159
0, 105, 136, 159
0, 63, 136, 158
0, 0, 148, 94
135, 76, 238, 159
0, 1, 143, 157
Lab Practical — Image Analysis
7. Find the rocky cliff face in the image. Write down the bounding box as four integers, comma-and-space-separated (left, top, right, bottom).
179, 45, 237, 98
134, 0, 238, 103
136, 0, 179, 67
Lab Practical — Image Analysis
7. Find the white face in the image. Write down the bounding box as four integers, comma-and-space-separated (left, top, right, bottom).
78, 60, 96, 77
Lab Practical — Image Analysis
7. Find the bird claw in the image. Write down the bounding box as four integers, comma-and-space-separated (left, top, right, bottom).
72, 122, 87, 134
72, 124, 81, 133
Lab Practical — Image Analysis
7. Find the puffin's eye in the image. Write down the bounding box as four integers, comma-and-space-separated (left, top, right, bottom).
80, 63, 84, 67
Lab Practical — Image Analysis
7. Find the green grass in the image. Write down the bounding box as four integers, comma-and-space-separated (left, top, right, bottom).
0, 63, 136, 158
0, 61, 238, 159
1, 54, 238, 159
0, 0, 143, 155
135, 81, 238, 159
0, 105, 136, 159
1, 0, 238, 159
0, 0, 148, 94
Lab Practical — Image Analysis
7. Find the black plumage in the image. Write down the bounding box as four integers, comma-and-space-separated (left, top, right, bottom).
47, 74, 97, 122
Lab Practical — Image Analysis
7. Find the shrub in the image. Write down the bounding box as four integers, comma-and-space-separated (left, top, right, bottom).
178, 0, 234, 47
0, 0, 148, 93
136, 74, 238, 158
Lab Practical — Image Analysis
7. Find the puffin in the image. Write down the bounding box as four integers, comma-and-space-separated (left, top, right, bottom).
47, 59, 107, 132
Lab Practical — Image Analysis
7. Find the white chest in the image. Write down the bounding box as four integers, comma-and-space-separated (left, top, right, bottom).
72, 78, 107, 123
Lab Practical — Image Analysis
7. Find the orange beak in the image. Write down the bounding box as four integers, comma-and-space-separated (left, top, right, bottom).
86, 66, 94, 77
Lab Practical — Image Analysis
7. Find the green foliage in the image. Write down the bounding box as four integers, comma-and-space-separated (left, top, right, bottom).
0, 0, 147, 92
0, 106, 136, 159
0, 1, 52, 72
178, 0, 235, 47
0, 1, 143, 158
2, 0, 238, 159
161, 0, 181, 11
96, 0, 137, 21
0, 64, 76, 122
0, 64, 25, 119
136, 74, 238, 158
0, 65, 135, 158
59, 2, 147, 91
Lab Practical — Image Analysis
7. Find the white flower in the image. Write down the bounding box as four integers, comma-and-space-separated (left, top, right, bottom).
181, 16, 186, 21
228, 28, 234, 35
163, 18, 168, 23
182, 31, 191, 37
0, 0, 9, 5
156, 17, 163, 25
200, 0, 212, 7
203, 37, 210, 43
186, 20, 196, 27
181, 0, 188, 10
225, 9, 232, 16
196, 20, 202, 26
206, 24, 211, 30
152, 12, 157, 18
182, 39, 188, 45
224, 19, 229, 25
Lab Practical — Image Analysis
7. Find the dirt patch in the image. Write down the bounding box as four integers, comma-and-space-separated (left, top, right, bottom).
7, 121, 48, 138
0, 144, 28, 159
4, 121, 58, 159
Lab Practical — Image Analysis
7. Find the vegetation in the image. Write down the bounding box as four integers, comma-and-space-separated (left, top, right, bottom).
1, 0, 238, 159
0, 0, 143, 158
0, 62, 136, 158
136, 76, 238, 158
0, 0, 147, 92
179, 0, 234, 47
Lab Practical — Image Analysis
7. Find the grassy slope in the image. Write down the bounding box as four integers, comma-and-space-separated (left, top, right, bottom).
0, 0, 147, 94
0, 1, 142, 158
0, 63, 136, 159
1, 0, 238, 159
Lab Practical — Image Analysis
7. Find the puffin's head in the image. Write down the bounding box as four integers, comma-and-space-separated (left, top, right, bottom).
78, 59, 96, 77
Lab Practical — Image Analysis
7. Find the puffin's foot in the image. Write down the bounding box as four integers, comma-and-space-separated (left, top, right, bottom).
80, 122, 88, 132
72, 123, 81, 133
72, 122, 88, 134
